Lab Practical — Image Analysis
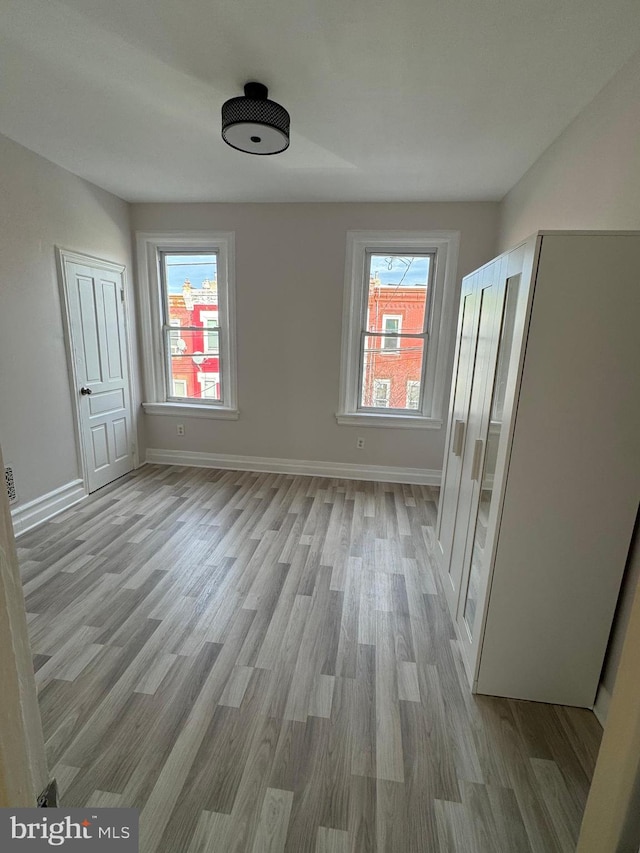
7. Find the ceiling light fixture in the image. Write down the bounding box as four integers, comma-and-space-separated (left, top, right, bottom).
221, 82, 290, 155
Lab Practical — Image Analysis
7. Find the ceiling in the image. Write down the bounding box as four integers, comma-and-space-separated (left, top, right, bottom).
1, 0, 639, 203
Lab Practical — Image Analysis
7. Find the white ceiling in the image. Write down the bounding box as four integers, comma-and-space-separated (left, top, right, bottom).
1, 0, 639, 203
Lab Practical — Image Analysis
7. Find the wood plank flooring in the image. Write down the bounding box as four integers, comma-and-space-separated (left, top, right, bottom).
18, 465, 602, 852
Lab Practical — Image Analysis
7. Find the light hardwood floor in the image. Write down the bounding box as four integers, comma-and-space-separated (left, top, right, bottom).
18, 465, 602, 852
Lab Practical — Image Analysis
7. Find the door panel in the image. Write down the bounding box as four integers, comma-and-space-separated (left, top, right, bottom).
64, 258, 133, 492
435, 273, 480, 596
91, 424, 109, 470
88, 388, 126, 416
78, 276, 102, 381
112, 418, 129, 461
441, 259, 507, 618
461, 273, 521, 645
101, 279, 124, 380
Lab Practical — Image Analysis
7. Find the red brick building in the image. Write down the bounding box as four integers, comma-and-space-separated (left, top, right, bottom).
362, 275, 427, 409
168, 279, 221, 401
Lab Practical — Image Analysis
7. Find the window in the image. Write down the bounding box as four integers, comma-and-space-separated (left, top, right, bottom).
198, 371, 219, 399
173, 379, 188, 397
136, 232, 237, 419
169, 319, 182, 354
201, 310, 219, 354
337, 231, 459, 428
373, 378, 391, 407
381, 315, 402, 352
406, 380, 420, 410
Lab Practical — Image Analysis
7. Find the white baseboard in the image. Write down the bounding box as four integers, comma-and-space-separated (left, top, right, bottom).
11, 479, 87, 537
593, 683, 611, 727
145, 448, 442, 486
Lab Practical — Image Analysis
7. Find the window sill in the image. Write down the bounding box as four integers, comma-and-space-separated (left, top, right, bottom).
142, 402, 239, 420
335, 412, 442, 429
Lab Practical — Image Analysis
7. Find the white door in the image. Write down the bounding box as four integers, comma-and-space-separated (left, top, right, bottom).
61, 253, 134, 492
436, 272, 480, 587
439, 258, 506, 618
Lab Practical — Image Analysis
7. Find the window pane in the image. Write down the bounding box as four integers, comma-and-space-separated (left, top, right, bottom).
361, 335, 425, 409
366, 254, 430, 336
168, 359, 221, 401
161, 252, 221, 403
163, 254, 218, 326
165, 328, 216, 359
165, 328, 222, 402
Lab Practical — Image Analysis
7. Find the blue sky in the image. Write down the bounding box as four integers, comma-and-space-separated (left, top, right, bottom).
370, 254, 430, 287
163, 252, 429, 294
164, 254, 217, 294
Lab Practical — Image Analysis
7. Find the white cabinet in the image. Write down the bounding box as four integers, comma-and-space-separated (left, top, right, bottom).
436, 232, 640, 707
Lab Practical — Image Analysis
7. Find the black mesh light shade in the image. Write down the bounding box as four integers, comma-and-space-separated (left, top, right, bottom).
221, 82, 290, 155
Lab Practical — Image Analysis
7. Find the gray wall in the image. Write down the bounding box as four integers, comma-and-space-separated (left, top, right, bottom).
499, 49, 640, 250
131, 202, 498, 474
0, 133, 137, 506
498, 49, 640, 702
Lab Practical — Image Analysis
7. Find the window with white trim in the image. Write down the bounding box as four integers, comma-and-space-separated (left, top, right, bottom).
337, 231, 459, 428
136, 232, 238, 419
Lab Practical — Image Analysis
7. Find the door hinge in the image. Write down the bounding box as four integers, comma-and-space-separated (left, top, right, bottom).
120, 287, 125, 302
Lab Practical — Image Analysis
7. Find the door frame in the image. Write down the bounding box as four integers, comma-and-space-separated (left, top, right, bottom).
56, 248, 139, 494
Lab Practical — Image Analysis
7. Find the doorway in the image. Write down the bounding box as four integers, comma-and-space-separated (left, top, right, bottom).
57, 249, 135, 493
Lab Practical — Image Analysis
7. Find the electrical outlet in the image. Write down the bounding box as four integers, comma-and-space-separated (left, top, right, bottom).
356, 437, 365, 449
177, 424, 185, 436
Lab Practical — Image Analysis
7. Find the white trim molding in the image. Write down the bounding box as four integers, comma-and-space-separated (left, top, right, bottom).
11, 479, 87, 537
335, 412, 442, 429
136, 231, 238, 417
337, 230, 460, 428
146, 448, 442, 486
142, 402, 239, 420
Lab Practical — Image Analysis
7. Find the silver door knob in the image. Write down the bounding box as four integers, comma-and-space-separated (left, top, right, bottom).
80, 387, 93, 396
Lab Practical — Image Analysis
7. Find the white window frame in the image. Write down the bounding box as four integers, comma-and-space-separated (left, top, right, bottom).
136, 232, 238, 420
337, 230, 459, 429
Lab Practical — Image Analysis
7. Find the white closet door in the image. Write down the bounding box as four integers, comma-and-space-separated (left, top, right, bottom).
436, 272, 480, 612
457, 264, 522, 678
446, 259, 505, 616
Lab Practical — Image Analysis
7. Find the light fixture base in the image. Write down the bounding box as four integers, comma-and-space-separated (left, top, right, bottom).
243, 82, 268, 100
